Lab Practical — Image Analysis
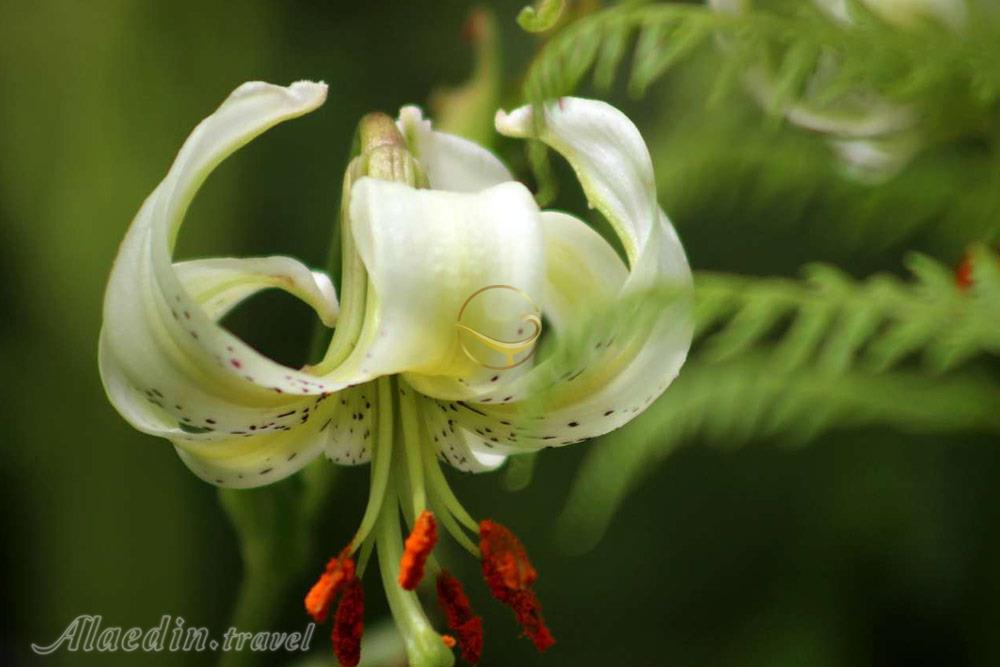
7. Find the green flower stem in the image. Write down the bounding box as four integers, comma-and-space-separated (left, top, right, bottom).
217, 464, 337, 667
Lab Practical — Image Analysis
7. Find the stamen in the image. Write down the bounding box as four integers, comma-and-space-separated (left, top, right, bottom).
399, 510, 438, 590
305, 551, 356, 623
332, 578, 365, 667
374, 455, 455, 667
348, 377, 395, 551
479, 520, 554, 653
437, 571, 484, 664
442, 634, 457, 649
356, 537, 376, 578
432, 498, 481, 557
417, 395, 480, 533
479, 520, 536, 590
507, 589, 555, 652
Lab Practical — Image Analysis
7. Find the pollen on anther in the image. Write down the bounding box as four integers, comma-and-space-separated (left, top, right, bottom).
399, 510, 437, 590
304, 553, 356, 623
332, 578, 364, 667
437, 571, 484, 664
479, 520, 554, 653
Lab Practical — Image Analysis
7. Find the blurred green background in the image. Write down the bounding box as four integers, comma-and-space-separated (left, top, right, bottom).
3, 1, 999, 666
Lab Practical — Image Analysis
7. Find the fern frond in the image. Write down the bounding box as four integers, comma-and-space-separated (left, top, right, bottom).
698, 248, 1000, 374
555, 247, 1000, 552
523, 2, 1000, 112
557, 355, 1000, 553
520, 2, 1000, 206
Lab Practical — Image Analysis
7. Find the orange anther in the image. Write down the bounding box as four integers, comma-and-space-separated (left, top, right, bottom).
479, 520, 554, 654
399, 510, 438, 590
305, 552, 356, 623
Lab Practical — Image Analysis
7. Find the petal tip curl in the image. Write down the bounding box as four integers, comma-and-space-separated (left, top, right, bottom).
494, 106, 532, 137
228, 79, 328, 112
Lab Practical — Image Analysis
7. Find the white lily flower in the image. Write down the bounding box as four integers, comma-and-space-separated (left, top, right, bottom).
709, 0, 966, 181
99, 80, 691, 666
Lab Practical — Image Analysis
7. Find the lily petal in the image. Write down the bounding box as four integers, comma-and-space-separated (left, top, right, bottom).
397, 105, 512, 192
174, 405, 332, 488
433, 97, 692, 461
347, 177, 546, 392
417, 394, 508, 473
99, 81, 378, 486
538, 211, 628, 331
497, 98, 658, 265
174, 256, 338, 323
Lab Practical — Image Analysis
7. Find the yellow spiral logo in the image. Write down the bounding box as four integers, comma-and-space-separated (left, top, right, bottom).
456, 285, 542, 370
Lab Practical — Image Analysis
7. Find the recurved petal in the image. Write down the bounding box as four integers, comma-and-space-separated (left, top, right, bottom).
417, 394, 507, 473
174, 397, 335, 488
538, 211, 628, 330
100, 81, 359, 466
174, 256, 338, 323
430, 97, 692, 458
497, 98, 659, 264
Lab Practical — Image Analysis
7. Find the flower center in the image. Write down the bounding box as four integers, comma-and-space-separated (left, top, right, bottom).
301, 114, 554, 667
303, 377, 553, 666
456, 284, 542, 370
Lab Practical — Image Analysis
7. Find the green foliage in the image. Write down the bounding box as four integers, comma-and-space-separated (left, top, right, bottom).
519, 2, 1000, 211
646, 73, 1000, 256
517, 0, 567, 33
697, 248, 1000, 374
512, 5, 1000, 553
557, 248, 1000, 552
217, 463, 338, 667
558, 354, 1000, 553
522, 2, 1000, 110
